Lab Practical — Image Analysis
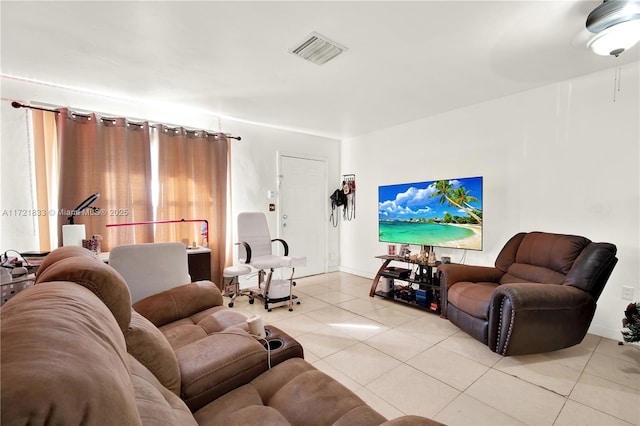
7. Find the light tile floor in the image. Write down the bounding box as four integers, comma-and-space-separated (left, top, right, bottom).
225, 272, 640, 426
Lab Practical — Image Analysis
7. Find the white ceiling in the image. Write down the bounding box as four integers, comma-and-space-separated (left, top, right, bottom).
2, 1, 638, 139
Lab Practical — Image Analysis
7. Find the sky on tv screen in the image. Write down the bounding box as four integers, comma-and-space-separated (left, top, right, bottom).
379, 176, 482, 221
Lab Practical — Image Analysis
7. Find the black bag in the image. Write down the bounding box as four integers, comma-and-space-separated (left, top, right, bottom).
330, 188, 347, 209
330, 188, 348, 227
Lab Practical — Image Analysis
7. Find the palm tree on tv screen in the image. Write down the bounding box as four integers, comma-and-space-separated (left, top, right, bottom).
430, 180, 482, 224
453, 186, 482, 214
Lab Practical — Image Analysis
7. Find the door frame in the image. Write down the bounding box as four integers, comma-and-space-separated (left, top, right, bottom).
277, 151, 329, 276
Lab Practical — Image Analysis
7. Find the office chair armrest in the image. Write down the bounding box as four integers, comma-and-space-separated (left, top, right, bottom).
235, 241, 252, 263
272, 238, 289, 256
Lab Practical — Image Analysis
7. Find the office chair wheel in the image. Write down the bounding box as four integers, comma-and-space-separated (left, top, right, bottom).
268, 308, 272, 312
296, 301, 301, 305
288, 307, 293, 312
228, 302, 234, 308
249, 298, 254, 304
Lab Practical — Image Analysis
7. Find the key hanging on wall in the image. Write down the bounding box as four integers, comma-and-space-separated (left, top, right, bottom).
343, 174, 356, 221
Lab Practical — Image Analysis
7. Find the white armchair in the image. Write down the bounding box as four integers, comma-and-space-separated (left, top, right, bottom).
236, 212, 306, 311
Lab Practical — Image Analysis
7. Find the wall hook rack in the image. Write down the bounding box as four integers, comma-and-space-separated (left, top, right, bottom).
342, 174, 356, 221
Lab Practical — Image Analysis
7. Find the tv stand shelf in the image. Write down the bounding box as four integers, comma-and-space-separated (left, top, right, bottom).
369, 255, 441, 313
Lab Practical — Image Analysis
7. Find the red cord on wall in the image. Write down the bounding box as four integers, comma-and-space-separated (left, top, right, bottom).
105, 219, 208, 247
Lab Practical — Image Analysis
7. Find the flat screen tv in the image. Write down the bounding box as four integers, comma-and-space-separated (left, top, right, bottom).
378, 176, 483, 250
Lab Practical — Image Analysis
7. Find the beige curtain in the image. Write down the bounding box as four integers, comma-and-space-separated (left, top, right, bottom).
33, 107, 230, 286
56, 109, 154, 251
32, 110, 59, 251
154, 125, 228, 288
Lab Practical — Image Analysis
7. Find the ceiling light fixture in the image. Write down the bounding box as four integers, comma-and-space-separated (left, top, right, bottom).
586, 0, 640, 57
289, 32, 347, 65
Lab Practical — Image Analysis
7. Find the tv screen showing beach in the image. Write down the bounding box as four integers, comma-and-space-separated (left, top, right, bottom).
378, 176, 483, 250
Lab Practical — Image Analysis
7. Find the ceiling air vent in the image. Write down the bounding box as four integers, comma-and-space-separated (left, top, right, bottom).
289, 32, 347, 65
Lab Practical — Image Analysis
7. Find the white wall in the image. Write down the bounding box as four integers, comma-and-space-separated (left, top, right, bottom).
0, 101, 39, 251
0, 78, 341, 271
340, 62, 640, 341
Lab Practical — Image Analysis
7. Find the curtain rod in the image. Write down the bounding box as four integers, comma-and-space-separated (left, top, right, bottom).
10, 100, 242, 141
11, 101, 60, 114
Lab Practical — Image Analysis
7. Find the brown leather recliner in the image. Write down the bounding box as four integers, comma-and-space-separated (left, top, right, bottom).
438, 232, 617, 356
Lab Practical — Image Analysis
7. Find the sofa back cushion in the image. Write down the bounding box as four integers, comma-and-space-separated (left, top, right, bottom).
126, 311, 182, 396
515, 232, 591, 274
1, 283, 142, 425
497, 232, 591, 285
494, 232, 526, 273
129, 355, 197, 426
35, 245, 99, 278
35, 253, 133, 332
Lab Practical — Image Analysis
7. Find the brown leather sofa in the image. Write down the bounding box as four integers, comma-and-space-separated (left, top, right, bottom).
438, 231, 617, 356
1, 246, 440, 425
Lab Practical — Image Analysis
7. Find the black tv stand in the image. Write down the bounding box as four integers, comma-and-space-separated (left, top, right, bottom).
369, 255, 442, 314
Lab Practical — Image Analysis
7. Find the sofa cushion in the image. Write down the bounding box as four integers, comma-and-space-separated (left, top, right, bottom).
133, 280, 224, 328
159, 317, 209, 348
500, 263, 566, 285
194, 358, 388, 426
158, 305, 250, 349
199, 405, 290, 426
446, 281, 497, 320
126, 310, 182, 395
175, 330, 269, 412
1, 282, 141, 426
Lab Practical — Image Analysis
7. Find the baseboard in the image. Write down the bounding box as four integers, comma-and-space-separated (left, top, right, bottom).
588, 323, 624, 342
337, 265, 374, 280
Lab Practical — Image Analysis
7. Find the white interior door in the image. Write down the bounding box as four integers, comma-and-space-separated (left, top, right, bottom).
278, 154, 327, 277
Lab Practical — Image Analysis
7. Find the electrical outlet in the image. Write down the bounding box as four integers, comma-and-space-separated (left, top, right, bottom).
622, 286, 634, 301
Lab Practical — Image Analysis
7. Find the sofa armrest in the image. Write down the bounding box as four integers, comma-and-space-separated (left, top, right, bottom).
437, 264, 503, 319
438, 264, 503, 289
489, 283, 595, 355
133, 281, 223, 327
